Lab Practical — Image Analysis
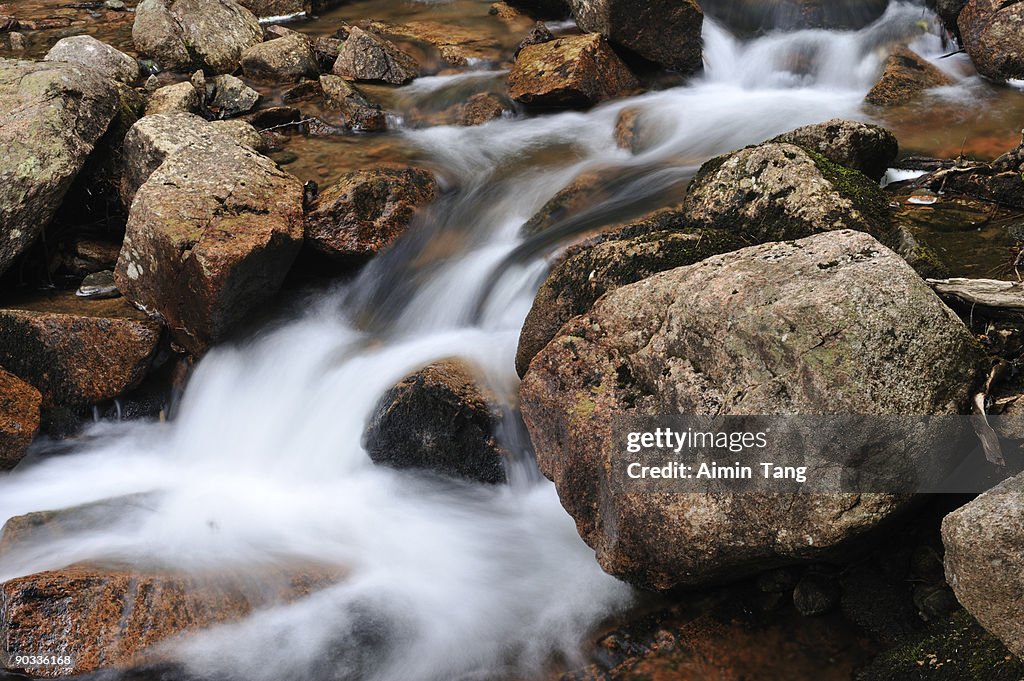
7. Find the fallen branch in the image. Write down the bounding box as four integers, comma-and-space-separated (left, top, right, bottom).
926, 278, 1024, 313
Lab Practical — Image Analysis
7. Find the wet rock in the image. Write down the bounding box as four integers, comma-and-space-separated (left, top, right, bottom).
314, 35, 343, 69
0, 563, 342, 677
281, 79, 323, 103
319, 74, 386, 131
241, 32, 319, 83
6, 31, 24, 51
516, 21, 555, 57
520, 230, 981, 589
457, 92, 511, 125
932, 0, 967, 35
364, 360, 508, 484
0, 293, 161, 410
332, 27, 419, 85
145, 81, 202, 114
703, 0, 889, 35
865, 47, 954, 106
683, 142, 893, 245
237, 0, 308, 17
505, 0, 571, 19
508, 33, 639, 108
115, 121, 304, 355
364, 20, 504, 67
205, 74, 260, 117
770, 118, 899, 182
613, 106, 648, 153
0, 59, 121, 276
568, 0, 703, 73
132, 0, 263, 74
914, 136, 1024, 210
942, 473, 1024, 657
77, 270, 120, 300
793, 569, 841, 616
62, 239, 122, 276
515, 223, 746, 376
0, 370, 41, 471
958, 0, 1024, 81
44, 35, 140, 84
304, 166, 437, 266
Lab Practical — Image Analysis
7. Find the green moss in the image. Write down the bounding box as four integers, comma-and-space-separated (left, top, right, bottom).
804, 147, 894, 244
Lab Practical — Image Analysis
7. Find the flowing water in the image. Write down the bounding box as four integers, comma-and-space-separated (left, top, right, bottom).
2, 3, 1023, 680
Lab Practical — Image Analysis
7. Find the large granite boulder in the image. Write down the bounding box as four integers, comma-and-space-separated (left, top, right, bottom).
0, 59, 121, 276
520, 230, 982, 589
770, 118, 898, 182
958, 0, 1024, 81
44, 35, 140, 84
240, 32, 319, 83
331, 27, 419, 85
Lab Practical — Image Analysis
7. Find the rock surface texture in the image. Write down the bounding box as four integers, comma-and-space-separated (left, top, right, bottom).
331, 27, 419, 85
0, 369, 41, 470
770, 118, 899, 182
44, 35, 140, 84
958, 0, 1024, 81
865, 48, 954, 106
508, 33, 638, 107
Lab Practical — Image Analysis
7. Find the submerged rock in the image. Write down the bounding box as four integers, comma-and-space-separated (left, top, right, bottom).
132, 0, 263, 74
364, 360, 508, 484
508, 33, 638, 108
569, 0, 703, 73
683, 141, 893, 245
304, 166, 437, 266
520, 230, 981, 588
770, 118, 899, 182
959, 0, 1024, 81
319, 74, 386, 131
44, 35, 140, 84
241, 32, 319, 83
0, 293, 161, 410
0, 59, 121, 277
0, 370, 41, 471
942, 473, 1024, 658
332, 27, 419, 85
865, 47, 954, 106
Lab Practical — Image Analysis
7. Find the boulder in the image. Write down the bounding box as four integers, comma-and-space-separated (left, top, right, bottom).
145, 81, 201, 115
702, 0, 889, 35
865, 47, 955, 106
520, 230, 982, 588
457, 92, 510, 126
0, 59, 121, 276
508, 33, 638, 108
0, 293, 161, 410
304, 166, 437, 265
0, 369, 41, 471
240, 32, 319, 83
319, 74, 386, 131
331, 27, 419, 85
237, 0, 308, 17
942, 473, 1024, 657
516, 225, 746, 376
363, 360, 508, 484
682, 142, 893, 245
132, 0, 263, 74
932, 0, 967, 35
364, 20, 506, 67
958, 0, 1024, 81
44, 35, 140, 84
115, 122, 304, 355
204, 73, 260, 118
770, 119, 899, 182
568, 0, 703, 73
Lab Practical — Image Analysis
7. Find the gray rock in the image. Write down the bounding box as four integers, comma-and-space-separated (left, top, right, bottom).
133, 0, 263, 74
332, 27, 419, 85
520, 230, 982, 589
943, 472, 1024, 657
44, 35, 140, 84
0, 59, 121, 276
145, 81, 202, 115
206, 74, 260, 117
241, 32, 319, 83
959, 0, 1024, 81
770, 118, 899, 182
319, 74, 386, 131
76, 270, 120, 300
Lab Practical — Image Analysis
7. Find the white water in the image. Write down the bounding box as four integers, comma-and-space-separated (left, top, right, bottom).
0, 5, 970, 680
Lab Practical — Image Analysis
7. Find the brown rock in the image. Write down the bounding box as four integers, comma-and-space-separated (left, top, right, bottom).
0, 369, 41, 470
145, 81, 202, 115
508, 33, 638, 108
305, 166, 437, 265
364, 360, 508, 484
332, 27, 419, 85
44, 35, 140, 84
0, 293, 161, 409
365, 20, 503, 66
61, 239, 122, 276
237, 0, 308, 17
865, 47, 955, 106
959, 0, 1024, 81
457, 92, 510, 125
240, 32, 319, 83
319, 74, 386, 131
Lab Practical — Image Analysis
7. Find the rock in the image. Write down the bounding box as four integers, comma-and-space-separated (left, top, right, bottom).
505, 0, 570, 19
0, 293, 161, 410
0, 59, 121, 277
457, 92, 510, 125
568, 0, 703, 73
77, 270, 120, 300
115, 120, 304, 355
508, 33, 638, 108
132, 0, 263, 74
865, 47, 955, 106
958, 0, 1024, 81
240, 32, 319, 83
683, 142, 893, 245
770, 119, 899, 182
793, 570, 841, 616
0, 370, 41, 471
304, 166, 437, 265
44, 35, 140, 84
210, 119, 266, 150
703, 0, 889, 35
120, 112, 264, 207
332, 27, 419, 85
7, 31, 25, 51
237, 0, 308, 17
364, 20, 505, 67
145, 81, 201, 114
314, 36, 343, 69
281, 79, 323, 103
932, 0, 967, 35
363, 360, 508, 484
520, 230, 981, 588
205, 74, 260, 117
0, 562, 341, 677
515, 224, 746, 376
942, 473, 1024, 657
62, 239, 122, 276
319, 74, 386, 131
516, 21, 555, 57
